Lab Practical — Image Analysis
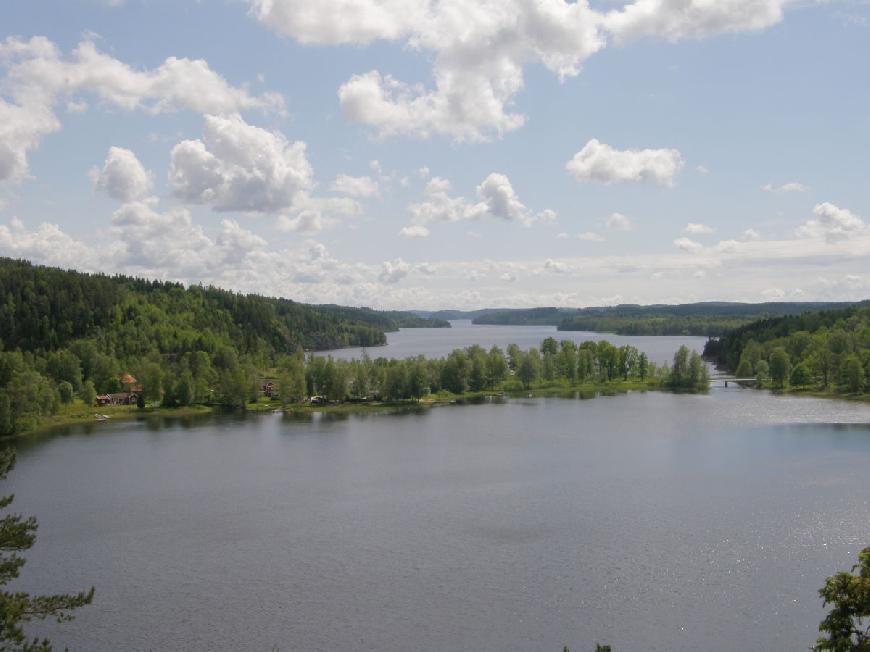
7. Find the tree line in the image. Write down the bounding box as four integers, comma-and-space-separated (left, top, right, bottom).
468, 301, 868, 335
704, 306, 870, 394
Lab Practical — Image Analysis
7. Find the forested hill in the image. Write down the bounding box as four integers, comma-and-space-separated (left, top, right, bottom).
0, 258, 445, 356
703, 305, 870, 394
464, 302, 868, 336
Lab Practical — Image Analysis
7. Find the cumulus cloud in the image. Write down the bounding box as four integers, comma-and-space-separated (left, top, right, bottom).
535, 209, 557, 224
742, 228, 762, 241
683, 222, 714, 235
379, 258, 411, 283
566, 139, 683, 186
330, 174, 379, 198
277, 210, 326, 233
796, 202, 865, 242
169, 114, 313, 213
0, 217, 99, 269
762, 181, 807, 193
477, 173, 533, 223
544, 258, 570, 273
673, 236, 703, 253
0, 36, 282, 183
90, 147, 153, 202
250, 1, 787, 141
256, 0, 605, 141
399, 225, 430, 238
605, 212, 633, 231
407, 172, 554, 232
603, 0, 787, 43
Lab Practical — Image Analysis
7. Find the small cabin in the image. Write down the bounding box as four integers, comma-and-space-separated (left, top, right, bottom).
95, 392, 139, 406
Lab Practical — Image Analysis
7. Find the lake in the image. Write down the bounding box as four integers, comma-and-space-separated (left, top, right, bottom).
8, 386, 870, 651
317, 320, 710, 366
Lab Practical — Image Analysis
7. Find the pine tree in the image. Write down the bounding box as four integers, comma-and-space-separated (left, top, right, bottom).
0, 449, 94, 650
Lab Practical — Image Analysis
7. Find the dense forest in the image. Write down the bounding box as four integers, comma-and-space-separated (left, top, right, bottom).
0, 258, 445, 435
456, 302, 868, 336
704, 306, 870, 395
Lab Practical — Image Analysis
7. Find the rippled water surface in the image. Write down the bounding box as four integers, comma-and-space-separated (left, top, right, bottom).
318, 320, 709, 365
9, 386, 870, 651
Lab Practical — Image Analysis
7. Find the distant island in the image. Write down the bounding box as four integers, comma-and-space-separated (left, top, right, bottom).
417, 301, 869, 336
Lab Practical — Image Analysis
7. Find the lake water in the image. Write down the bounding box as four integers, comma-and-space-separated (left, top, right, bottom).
317, 320, 710, 366
8, 387, 870, 651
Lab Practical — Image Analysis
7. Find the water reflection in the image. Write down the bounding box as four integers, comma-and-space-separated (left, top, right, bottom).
8, 389, 870, 652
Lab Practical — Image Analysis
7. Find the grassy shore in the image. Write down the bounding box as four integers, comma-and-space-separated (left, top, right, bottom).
16, 379, 663, 438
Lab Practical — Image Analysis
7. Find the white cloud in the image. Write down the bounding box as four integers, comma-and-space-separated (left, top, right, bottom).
409, 172, 552, 228
399, 225, 430, 238
762, 181, 807, 193
696, 165, 710, 175
0, 217, 100, 269
796, 202, 865, 242
674, 236, 703, 253
249, 0, 424, 45
536, 208, 558, 224
603, 0, 787, 43
251, 1, 788, 142
566, 139, 683, 186
90, 147, 153, 202
577, 231, 605, 242
544, 258, 570, 273
330, 174, 379, 198
477, 173, 532, 224
169, 114, 313, 213
742, 228, 762, 241
683, 222, 714, 235
277, 211, 326, 233
605, 212, 633, 231
6, 208, 870, 310
379, 258, 411, 283
0, 36, 282, 183
259, 0, 606, 141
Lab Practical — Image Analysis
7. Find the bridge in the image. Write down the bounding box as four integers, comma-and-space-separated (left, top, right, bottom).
709, 376, 758, 388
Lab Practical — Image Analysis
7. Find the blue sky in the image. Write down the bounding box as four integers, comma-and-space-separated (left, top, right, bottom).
1, 0, 868, 309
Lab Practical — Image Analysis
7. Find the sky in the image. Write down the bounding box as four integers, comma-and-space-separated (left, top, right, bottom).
1, 0, 869, 310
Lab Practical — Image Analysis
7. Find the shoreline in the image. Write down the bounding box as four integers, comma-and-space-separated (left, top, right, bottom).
12, 380, 868, 441
13, 380, 661, 439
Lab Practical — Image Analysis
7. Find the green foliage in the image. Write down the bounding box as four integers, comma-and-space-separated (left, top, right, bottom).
791, 362, 813, 387
0, 258, 448, 434
706, 306, 870, 397
0, 449, 94, 649
666, 346, 709, 391
814, 546, 870, 651
79, 380, 96, 408
754, 359, 770, 387
56, 381, 74, 404
470, 301, 866, 335
768, 347, 791, 389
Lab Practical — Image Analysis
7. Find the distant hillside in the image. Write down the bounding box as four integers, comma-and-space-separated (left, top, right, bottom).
0, 258, 445, 356
461, 302, 869, 336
